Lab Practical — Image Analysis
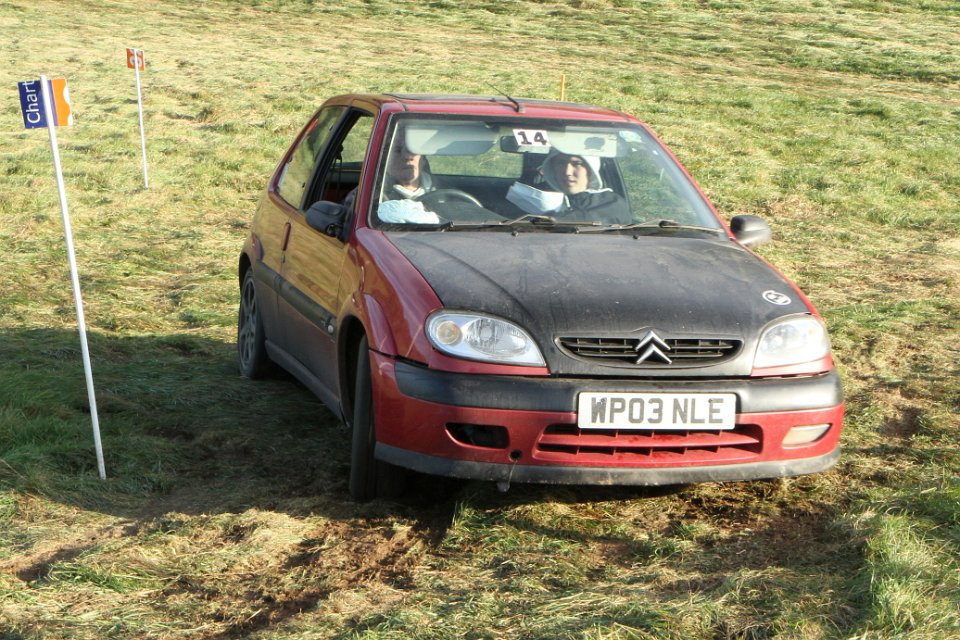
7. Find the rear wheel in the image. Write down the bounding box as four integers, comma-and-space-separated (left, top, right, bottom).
349, 336, 405, 501
237, 269, 271, 378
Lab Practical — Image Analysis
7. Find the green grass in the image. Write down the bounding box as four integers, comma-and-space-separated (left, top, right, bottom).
1, 0, 959, 638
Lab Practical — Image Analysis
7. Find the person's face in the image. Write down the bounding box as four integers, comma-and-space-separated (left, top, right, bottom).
388, 137, 422, 188
552, 154, 590, 194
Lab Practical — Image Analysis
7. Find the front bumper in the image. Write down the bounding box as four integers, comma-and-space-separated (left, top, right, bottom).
371, 355, 844, 485
379, 445, 840, 486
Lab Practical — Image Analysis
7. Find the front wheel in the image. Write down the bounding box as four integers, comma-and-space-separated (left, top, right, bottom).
349, 336, 405, 501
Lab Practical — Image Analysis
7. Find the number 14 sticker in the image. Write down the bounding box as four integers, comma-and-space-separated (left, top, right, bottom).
513, 129, 550, 147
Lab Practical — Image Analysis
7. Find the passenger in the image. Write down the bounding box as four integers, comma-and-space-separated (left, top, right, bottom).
507, 150, 631, 224
541, 151, 632, 224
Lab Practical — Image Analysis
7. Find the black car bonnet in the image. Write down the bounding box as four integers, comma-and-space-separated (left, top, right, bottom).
386, 231, 810, 377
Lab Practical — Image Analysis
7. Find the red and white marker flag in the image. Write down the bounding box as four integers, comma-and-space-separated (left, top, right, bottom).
17, 75, 106, 480
126, 47, 149, 188
126, 47, 145, 71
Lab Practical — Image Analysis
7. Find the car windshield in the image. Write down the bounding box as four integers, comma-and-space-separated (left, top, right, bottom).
370, 115, 722, 233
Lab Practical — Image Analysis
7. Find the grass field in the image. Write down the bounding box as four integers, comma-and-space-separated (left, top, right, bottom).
1, 0, 958, 638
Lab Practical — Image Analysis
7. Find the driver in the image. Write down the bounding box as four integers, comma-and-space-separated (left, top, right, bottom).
373, 133, 444, 224
383, 137, 434, 201
376, 127, 482, 224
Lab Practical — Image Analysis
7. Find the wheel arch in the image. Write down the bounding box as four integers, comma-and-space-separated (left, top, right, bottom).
338, 315, 368, 423
238, 252, 252, 287
338, 291, 401, 419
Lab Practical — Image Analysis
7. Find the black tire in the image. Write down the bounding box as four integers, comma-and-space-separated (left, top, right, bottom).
237, 269, 272, 379
349, 336, 406, 501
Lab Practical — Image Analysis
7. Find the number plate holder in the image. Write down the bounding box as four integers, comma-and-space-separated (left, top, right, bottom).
577, 392, 737, 430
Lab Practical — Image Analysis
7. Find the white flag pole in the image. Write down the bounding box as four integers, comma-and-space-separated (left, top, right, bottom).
39, 75, 106, 481
133, 50, 149, 189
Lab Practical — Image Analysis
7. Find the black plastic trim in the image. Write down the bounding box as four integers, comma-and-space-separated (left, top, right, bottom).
377, 444, 840, 486
393, 361, 842, 414
252, 260, 280, 291
254, 260, 336, 335
277, 277, 337, 335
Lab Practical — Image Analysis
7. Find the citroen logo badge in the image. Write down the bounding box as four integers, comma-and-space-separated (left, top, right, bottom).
635, 330, 672, 364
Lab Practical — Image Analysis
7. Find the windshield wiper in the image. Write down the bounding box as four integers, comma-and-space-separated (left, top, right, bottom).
440, 214, 602, 231
577, 219, 725, 235
506, 213, 559, 226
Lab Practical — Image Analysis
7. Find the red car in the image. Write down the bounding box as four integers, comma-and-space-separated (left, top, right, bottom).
238, 94, 843, 500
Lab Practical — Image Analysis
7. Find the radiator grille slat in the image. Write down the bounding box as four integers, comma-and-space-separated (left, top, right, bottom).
535, 424, 763, 463
558, 336, 741, 366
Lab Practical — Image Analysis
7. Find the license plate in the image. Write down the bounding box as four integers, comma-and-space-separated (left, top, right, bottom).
577, 392, 737, 430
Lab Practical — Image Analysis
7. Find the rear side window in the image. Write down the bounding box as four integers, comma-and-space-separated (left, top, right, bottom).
276, 106, 345, 208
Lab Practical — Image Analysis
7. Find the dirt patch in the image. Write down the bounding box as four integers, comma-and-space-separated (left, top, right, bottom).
881, 405, 925, 439
291, 521, 422, 589
722, 507, 849, 569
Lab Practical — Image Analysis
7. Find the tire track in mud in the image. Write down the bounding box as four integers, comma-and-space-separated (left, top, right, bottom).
1, 521, 140, 583
180, 516, 443, 640
2, 474, 457, 638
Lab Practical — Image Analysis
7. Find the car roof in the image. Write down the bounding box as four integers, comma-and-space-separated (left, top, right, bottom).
323, 93, 636, 123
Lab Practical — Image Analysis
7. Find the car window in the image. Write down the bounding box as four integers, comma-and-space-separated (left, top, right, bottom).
428, 147, 521, 178
311, 111, 373, 207
616, 135, 712, 224
276, 106, 345, 208
370, 116, 719, 231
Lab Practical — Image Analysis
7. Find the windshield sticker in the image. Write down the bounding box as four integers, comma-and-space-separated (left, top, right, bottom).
762, 290, 792, 305
618, 130, 644, 143
513, 129, 550, 147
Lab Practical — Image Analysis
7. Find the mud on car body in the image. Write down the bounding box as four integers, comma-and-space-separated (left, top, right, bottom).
237, 94, 843, 500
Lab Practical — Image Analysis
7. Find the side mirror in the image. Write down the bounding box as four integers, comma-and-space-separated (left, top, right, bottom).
305, 201, 348, 239
730, 215, 772, 248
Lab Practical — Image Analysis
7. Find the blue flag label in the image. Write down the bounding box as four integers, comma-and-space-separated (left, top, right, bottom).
18, 80, 46, 129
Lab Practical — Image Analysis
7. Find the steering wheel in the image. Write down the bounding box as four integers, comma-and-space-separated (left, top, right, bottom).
415, 189, 483, 209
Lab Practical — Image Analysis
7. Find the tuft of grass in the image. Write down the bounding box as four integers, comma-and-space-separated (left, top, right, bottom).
853, 511, 960, 635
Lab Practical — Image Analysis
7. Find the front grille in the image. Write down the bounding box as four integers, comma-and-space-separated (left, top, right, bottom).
557, 336, 741, 367
534, 423, 763, 464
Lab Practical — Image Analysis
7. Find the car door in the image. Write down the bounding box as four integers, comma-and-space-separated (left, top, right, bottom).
278, 109, 374, 406
255, 106, 346, 348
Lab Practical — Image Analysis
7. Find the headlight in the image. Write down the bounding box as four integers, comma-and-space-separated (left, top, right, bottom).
753, 315, 831, 369
426, 311, 545, 366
